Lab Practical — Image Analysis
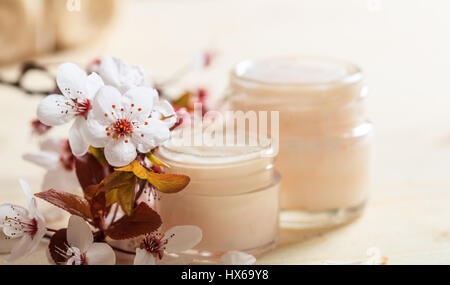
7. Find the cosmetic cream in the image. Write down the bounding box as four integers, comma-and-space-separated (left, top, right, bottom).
227, 57, 372, 227
154, 133, 280, 257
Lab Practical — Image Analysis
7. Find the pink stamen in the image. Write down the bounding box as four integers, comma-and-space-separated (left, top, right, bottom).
75, 98, 92, 118
112, 119, 133, 138
4, 216, 38, 237
140, 232, 173, 260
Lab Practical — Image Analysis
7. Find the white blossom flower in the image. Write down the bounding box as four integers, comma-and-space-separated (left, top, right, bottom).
219, 251, 256, 265
151, 98, 177, 129
98, 57, 152, 93
0, 180, 46, 262
62, 215, 116, 265
37, 63, 104, 156
133, 225, 202, 265
23, 138, 81, 222
23, 138, 80, 194
192, 51, 214, 69
86, 86, 175, 167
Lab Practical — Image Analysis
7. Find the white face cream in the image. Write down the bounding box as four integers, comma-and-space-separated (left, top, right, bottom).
235, 57, 349, 84
228, 57, 372, 228
154, 133, 279, 255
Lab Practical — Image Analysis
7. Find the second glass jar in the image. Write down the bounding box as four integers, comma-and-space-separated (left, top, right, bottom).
227, 56, 373, 228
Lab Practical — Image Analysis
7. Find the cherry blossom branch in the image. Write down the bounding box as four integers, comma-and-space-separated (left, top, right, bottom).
46, 227, 58, 233
0, 61, 56, 96
109, 203, 120, 225
106, 243, 136, 255
134, 179, 147, 204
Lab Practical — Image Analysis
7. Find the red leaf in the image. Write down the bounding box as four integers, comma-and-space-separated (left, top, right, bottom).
75, 153, 109, 191
35, 190, 93, 221
104, 203, 161, 240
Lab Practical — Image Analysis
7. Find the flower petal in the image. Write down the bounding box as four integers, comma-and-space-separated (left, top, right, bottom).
0, 204, 28, 225
85, 72, 104, 100
2, 226, 25, 238
123, 87, 156, 121
91, 85, 122, 125
152, 99, 177, 128
19, 179, 34, 212
154, 99, 175, 117
98, 57, 123, 88
132, 118, 171, 153
56, 63, 87, 99
18, 180, 45, 225
104, 139, 137, 167
163, 225, 202, 254
67, 215, 93, 253
41, 207, 66, 223
42, 168, 80, 193
0, 231, 19, 254
5, 235, 33, 262
133, 248, 155, 265
161, 115, 178, 129
99, 57, 151, 92
220, 251, 256, 265
85, 117, 109, 148
85, 242, 116, 265
40, 138, 66, 154
0, 204, 29, 239
69, 118, 90, 156
29, 216, 46, 251
5, 217, 45, 262
158, 253, 194, 265
37, 94, 75, 126
23, 151, 60, 170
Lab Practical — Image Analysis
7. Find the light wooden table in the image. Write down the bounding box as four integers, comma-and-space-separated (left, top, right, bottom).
1, 0, 450, 265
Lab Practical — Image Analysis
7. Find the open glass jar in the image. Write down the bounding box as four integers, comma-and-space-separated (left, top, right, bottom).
227, 56, 373, 228
154, 132, 280, 258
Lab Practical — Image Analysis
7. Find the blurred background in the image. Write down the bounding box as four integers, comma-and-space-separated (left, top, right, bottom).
1, 0, 450, 264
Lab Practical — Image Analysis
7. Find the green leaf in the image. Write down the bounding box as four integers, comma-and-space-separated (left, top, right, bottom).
84, 171, 136, 216
116, 161, 190, 193
105, 188, 118, 207
173, 91, 191, 107
116, 178, 136, 216
89, 147, 109, 167
101, 171, 136, 191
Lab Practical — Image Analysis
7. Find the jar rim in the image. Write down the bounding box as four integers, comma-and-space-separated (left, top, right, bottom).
155, 130, 275, 166
231, 56, 363, 89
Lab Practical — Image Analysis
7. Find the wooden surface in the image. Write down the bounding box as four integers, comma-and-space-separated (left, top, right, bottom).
1, 0, 450, 265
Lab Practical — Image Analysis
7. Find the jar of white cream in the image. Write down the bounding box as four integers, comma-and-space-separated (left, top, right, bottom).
154, 134, 280, 257
227, 57, 373, 228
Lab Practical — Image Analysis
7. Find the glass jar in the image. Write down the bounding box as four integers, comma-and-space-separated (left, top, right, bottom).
227, 56, 373, 228
154, 134, 280, 258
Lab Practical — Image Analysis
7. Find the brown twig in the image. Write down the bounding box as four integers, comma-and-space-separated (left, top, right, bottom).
107, 243, 136, 255
0, 61, 56, 96
134, 179, 147, 204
